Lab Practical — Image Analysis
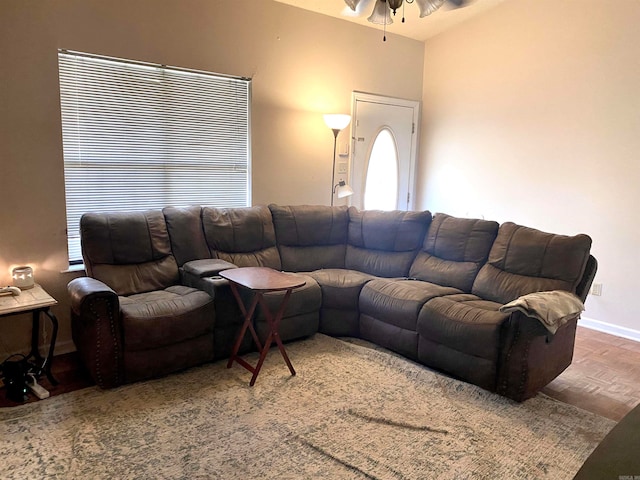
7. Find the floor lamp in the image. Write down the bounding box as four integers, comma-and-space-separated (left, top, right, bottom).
323, 114, 354, 206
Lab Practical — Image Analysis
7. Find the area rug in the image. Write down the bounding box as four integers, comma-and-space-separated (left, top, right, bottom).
0, 334, 614, 479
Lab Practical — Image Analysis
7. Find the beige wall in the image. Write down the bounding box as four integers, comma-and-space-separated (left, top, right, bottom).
0, 0, 424, 357
418, 0, 640, 334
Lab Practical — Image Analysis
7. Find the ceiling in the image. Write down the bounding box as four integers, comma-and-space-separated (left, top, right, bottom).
273, 0, 506, 42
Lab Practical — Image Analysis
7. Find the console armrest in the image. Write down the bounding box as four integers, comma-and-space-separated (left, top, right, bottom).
183, 259, 238, 278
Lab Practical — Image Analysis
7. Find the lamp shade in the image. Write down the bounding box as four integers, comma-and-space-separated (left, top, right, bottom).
12, 266, 34, 289
323, 114, 351, 131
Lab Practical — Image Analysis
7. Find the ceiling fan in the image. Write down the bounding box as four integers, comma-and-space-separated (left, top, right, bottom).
343, 0, 471, 40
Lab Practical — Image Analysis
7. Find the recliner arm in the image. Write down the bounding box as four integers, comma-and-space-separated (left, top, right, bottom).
496, 310, 579, 401
68, 277, 119, 316
68, 277, 124, 388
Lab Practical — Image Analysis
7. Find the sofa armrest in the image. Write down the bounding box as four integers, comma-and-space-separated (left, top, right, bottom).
183, 259, 238, 278
496, 310, 579, 401
68, 277, 118, 315
68, 277, 124, 388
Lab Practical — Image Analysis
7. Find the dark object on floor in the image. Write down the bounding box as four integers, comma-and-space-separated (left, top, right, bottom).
1, 354, 30, 403
573, 402, 640, 479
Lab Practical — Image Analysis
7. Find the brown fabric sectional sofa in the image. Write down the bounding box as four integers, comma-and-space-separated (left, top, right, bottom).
67, 204, 596, 401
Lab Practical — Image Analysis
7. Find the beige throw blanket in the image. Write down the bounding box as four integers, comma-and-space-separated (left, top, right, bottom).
499, 290, 585, 334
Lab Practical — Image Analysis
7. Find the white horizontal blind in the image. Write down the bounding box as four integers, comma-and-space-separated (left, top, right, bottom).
58, 51, 251, 263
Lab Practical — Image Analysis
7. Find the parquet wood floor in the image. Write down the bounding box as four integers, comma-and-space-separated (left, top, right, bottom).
543, 326, 640, 421
2, 327, 640, 422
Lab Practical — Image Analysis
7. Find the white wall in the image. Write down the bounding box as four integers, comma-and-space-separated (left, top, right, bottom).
418, 0, 640, 335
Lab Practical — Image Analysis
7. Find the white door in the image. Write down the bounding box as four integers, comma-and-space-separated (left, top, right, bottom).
350, 93, 419, 211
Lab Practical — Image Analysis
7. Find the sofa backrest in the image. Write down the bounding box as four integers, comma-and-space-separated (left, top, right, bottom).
345, 207, 432, 277
409, 213, 499, 292
80, 210, 180, 296
163, 206, 210, 267
269, 204, 349, 272
472, 222, 592, 304
201, 205, 281, 269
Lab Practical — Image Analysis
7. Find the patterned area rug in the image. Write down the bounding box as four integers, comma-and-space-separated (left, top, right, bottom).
0, 334, 614, 479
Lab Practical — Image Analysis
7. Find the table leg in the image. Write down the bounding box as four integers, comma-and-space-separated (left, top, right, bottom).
256, 290, 296, 377
227, 283, 262, 369
42, 309, 59, 386
226, 284, 297, 386
28, 308, 59, 386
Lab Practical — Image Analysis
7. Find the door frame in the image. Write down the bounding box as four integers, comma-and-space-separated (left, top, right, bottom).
350, 91, 421, 210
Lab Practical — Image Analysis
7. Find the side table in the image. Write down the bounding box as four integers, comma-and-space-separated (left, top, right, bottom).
0, 284, 59, 385
220, 267, 306, 386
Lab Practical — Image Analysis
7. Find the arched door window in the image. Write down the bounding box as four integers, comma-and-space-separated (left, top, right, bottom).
364, 128, 398, 210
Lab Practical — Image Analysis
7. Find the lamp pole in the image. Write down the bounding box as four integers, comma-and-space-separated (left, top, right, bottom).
330, 128, 340, 206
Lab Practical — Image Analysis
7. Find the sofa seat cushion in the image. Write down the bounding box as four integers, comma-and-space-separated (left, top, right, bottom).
253, 274, 322, 319
307, 269, 376, 310
360, 279, 462, 331
250, 274, 321, 343
417, 293, 509, 362
119, 285, 214, 351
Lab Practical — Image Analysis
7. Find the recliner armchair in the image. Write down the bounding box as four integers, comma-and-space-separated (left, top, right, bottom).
68, 210, 215, 388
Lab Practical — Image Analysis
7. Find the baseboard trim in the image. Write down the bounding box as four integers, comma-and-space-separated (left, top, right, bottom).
579, 316, 640, 343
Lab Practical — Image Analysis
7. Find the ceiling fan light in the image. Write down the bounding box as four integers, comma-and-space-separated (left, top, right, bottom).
388, 0, 403, 15
344, 0, 362, 11
415, 0, 446, 17
367, 0, 394, 25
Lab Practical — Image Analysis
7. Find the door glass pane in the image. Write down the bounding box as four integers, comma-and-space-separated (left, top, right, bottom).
364, 128, 398, 210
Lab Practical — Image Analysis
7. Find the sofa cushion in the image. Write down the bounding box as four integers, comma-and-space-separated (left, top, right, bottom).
119, 285, 214, 351
416, 293, 508, 391
418, 293, 508, 362
80, 210, 179, 295
472, 222, 592, 304
345, 208, 432, 277
409, 213, 498, 292
201, 205, 281, 269
269, 204, 348, 271
253, 274, 322, 342
306, 269, 375, 337
360, 279, 461, 332
307, 269, 376, 311
163, 206, 210, 266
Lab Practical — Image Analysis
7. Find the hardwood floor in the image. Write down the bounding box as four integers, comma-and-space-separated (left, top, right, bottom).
1, 327, 639, 422
0, 351, 94, 408
543, 326, 640, 422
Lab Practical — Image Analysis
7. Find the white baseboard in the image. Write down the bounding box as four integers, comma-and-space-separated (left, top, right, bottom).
579, 316, 640, 343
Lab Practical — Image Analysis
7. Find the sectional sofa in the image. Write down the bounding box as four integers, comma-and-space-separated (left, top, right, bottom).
67, 204, 596, 401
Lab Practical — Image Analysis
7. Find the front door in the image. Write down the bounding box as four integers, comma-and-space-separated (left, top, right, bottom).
350, 93, 419, 211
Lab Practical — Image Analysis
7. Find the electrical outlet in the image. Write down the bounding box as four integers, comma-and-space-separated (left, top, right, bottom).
591, 283, 603, 296
337, 162, 348, 174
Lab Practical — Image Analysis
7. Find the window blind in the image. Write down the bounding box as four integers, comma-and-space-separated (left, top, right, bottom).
58, 51, 251, 263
